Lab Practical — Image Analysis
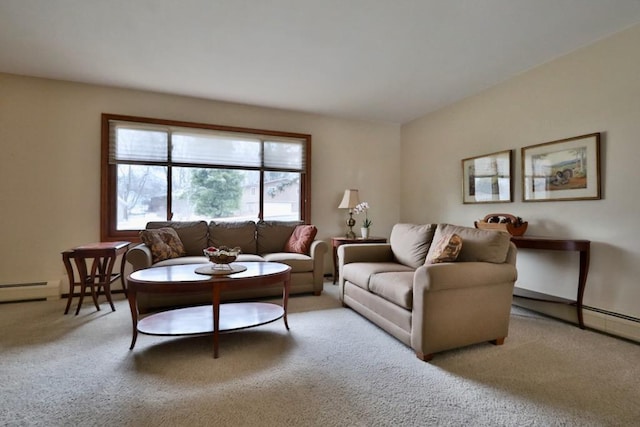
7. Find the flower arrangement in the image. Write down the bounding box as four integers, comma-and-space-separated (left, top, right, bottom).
354, 201, 372, 228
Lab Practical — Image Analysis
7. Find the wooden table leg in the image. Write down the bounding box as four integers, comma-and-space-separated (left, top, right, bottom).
212, 286, 220, 358
576, 248, 590, 329
127, 289, 139, 350
282, 277, 290, 330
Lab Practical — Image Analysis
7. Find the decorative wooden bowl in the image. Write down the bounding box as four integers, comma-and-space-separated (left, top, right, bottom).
474, 213, 528, 236
203, 246, 242, 265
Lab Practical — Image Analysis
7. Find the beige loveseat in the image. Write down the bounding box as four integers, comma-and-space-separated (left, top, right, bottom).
338, 223, 517, 361
127, 220, 328, 313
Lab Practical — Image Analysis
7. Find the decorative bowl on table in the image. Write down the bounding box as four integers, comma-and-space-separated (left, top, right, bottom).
203, 246, 242, 270
474, 213, 528, 236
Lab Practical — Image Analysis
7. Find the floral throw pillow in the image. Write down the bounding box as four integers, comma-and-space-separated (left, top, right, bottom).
426, 233, 463, 264
284, 225, 318, 255
139, 227, 187, 263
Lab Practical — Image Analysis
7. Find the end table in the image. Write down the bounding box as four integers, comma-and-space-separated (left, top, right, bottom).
61, 241, 130, 315
331, 236, 387, 284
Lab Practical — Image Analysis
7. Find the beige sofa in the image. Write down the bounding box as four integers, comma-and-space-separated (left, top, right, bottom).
127, 220, 328, 313
338, 223, 517, 361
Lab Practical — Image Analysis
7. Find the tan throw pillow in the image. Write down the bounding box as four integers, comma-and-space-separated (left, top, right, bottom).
426, 234, 462, 264
284, 225, 318, 254
428, 223, 511, 264
139, 227, 186, 263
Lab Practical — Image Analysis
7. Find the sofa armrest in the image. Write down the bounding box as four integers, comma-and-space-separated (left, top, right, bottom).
309, 239, 328, 260
411, 261, 518, 357
338, 243, 394, 265
126, 243, 153, 272
413, 262, 517, 293
309, 240, 328, 293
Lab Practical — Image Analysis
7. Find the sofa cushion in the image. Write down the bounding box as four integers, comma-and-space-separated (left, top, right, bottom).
369, 271, 414, 310
139, 227, 187, 263
343, 262, 414, 291
428, 224, 511, 264
263, 252, 313, 273
389, 223, 436, 268
208, 221, 257, 254
146, 221, 209, 256
256, 221, 302, 254
284, 225, 318, 254
154, 255, 207, 267
426, 233, 463, 264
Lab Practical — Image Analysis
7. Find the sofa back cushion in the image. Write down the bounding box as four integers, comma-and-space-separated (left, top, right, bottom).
208, 221, 257, 254
256, 220, 302, 254
427, 223, 511, 264
146, 221, 208, 256
389, 223, 437, 268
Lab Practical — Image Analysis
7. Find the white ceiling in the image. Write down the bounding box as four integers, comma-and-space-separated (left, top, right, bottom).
2, 1, 640, 124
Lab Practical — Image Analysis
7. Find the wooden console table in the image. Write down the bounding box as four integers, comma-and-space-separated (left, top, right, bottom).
510, 236, 590, 329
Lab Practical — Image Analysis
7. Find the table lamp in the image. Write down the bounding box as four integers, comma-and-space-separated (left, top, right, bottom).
338, 189, 360, 238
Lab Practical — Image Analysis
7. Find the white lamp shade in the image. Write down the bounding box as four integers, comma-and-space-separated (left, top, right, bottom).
338, 189, 360, 209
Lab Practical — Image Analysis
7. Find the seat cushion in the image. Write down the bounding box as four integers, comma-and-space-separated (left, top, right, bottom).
369, 271, 415, 310
343, 262, 414, 291
389, 223, 437, 268
154, 255, 207, 267
428, 224, 511, 264
263, 252, 313, 273
208, 221, 257, 254
146, 221, 208, 256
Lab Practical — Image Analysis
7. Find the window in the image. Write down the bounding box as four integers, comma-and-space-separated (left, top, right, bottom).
101, 114, 311, 241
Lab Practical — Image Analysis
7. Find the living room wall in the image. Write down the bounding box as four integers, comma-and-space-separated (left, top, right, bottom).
0, 74, 401, 293
401, 23, 640, 340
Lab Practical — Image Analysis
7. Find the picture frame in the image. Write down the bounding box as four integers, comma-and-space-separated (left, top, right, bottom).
462, 150, 513, 204
522, 133, 601, 202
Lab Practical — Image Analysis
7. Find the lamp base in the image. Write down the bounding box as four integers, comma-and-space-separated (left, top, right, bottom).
345, 212, 356, 239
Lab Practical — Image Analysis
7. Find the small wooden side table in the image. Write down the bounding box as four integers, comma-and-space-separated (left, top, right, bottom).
62, 241, 130, 315
331, 236, 387, 284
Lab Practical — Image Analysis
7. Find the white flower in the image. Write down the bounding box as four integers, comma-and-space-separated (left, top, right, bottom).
354, 202, 372, 228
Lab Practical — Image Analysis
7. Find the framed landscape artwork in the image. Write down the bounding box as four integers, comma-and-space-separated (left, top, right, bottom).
521, 133, 601, 202
462, 150, 513, 204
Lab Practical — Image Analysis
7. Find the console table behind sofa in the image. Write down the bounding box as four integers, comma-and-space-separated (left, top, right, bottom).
510, 236, 590, 329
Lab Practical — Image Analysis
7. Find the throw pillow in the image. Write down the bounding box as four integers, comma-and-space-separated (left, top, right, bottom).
426, 234, 462, 264
427, 223, 512, 264
284, 225, 318, 255
139, 227, 187, 263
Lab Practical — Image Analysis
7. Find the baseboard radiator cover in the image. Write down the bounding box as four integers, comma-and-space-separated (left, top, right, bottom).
0, 281, 61, 303
513, 296, 640, 343
583, 306, 640, 343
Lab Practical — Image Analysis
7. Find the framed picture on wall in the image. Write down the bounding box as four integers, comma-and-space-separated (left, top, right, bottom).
522, 133, 601, 202
461, 150, 513, 204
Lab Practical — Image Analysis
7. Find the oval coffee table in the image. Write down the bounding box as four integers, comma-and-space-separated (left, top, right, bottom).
127, 262, 291, 358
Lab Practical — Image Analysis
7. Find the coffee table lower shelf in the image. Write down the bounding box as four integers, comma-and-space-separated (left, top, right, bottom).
137, 302, 285, 336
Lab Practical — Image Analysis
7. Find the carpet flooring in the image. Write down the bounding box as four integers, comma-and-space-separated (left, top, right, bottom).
1, 282, 639, 426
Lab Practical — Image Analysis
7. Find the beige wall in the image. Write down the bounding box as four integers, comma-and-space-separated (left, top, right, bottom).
0, 75, 401, 286
401, 23, 640, 327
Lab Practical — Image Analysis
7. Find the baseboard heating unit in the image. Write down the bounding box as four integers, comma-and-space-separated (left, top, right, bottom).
0, 281, 60, 303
